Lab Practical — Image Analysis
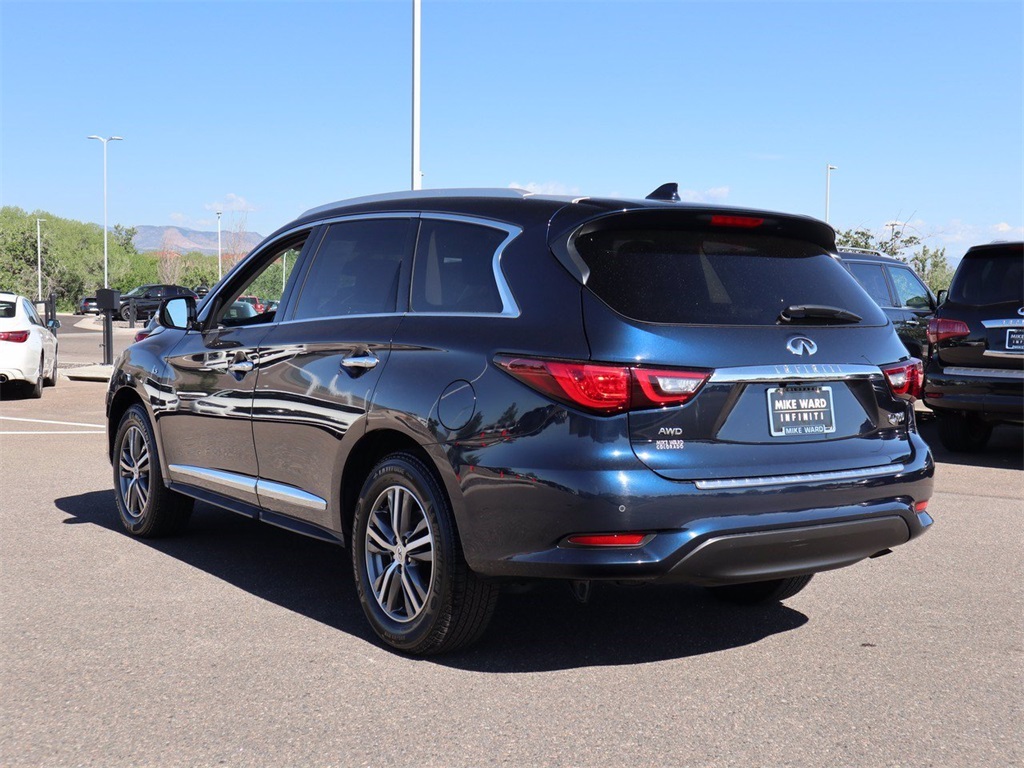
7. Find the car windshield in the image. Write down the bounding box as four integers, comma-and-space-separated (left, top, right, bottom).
123, 286, 147, 298
948, 249, 1024, 306
574, 229, 886, 326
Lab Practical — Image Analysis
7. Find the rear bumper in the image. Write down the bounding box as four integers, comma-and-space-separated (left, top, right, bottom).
924, 364, 1024, 422
455, 432, 934, 585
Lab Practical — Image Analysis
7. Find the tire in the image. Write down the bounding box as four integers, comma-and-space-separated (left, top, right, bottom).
26, 355, 44, 398
112, 403, 193, 537
936, 411, 992, 453
44, 348, 57, 387
707, 574, 814, 605
352, 452, 498, 655
120, 305, 131, 321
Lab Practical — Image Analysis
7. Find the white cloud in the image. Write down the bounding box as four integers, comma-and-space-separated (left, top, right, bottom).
169, 212, 187, 223
205, 193, 256, 213
678, 186, 730, 203
508, 181, 581, 196
993, 222, 1024, 237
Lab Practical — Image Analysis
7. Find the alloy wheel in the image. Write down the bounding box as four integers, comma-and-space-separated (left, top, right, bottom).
117, 425, 151, 520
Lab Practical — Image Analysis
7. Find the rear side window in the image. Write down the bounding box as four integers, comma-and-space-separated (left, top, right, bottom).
412, 219, 506, 313
293, 219, 413, 320
948, 249, 1024, 305
574, 229, 886, 326
0, 301, 15, 319
847, 262, 893, 306
887, 266, 931, 309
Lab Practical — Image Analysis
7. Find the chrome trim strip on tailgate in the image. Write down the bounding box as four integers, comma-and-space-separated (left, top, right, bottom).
980, 319, 1024, 328
694, 463, 905, 491
982, 350, 1024, 359
709, 363, 881, 384
941, 366, 1024, 380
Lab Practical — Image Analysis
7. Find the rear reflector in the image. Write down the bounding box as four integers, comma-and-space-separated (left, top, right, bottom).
0, 330, 30, 343
565, 533, 647, 547
882, 358, 924, 400
914, 500, 929, 512
709, 215, 764, 228
927, 318, 970, 344
494, 356, 710, 415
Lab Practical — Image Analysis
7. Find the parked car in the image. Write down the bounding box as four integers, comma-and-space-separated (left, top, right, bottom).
837, 248, 936, 359
236, 294, 265, 314
192, 285, 211, 298
76, 296, 100, 315
0, 291, 60, 397
106, 186, 934, 654
924, 241, 1024, 451
119, 284, 196, 321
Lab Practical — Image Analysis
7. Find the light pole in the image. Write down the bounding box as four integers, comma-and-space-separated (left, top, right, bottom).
217, 210, 223, 280
411, 0, 422, 190
36, 218, 46, 299
825, 164, 837, 224
87, 135, 123, 288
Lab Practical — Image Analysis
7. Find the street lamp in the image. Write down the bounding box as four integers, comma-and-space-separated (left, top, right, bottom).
87, 135, 124, 288
217, 210, 223, 280
36, 218, 46, 299
825, 164, 838, 224
411, 0, 422, 190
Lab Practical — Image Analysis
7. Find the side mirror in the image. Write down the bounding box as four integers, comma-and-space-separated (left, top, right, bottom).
159, 296, 198, 330
47, 318, 61, 332
936, 289, 948, 306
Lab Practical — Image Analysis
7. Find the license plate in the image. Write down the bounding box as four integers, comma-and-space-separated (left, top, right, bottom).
1006, 329, 1024, 350
767, 386, 836, 437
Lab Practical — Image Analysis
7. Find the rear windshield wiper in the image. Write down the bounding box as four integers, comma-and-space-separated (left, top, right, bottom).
778, 304, 862, 324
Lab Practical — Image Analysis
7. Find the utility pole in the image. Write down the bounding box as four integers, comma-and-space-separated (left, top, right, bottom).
36, 218, 46, 299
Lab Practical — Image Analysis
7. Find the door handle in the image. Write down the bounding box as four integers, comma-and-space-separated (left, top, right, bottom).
341, 354, 379, 370
905, 319, 920, 327
228, 360, 254, 373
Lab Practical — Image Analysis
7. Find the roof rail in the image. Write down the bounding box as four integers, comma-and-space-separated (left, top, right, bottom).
838, 246, 888, 257
300, 188, 532, 219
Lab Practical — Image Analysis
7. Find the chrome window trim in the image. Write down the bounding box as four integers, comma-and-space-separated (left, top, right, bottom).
981, 319, 1024, 328
694, 463, 905, 491
709, 363, 882, 384
256, 479, 328, 512
168, 464, 257, 494
415, 212, 523, 318
941, 366, 1024, 380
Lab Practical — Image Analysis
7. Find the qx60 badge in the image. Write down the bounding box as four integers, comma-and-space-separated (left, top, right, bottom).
786, 335, 818, 356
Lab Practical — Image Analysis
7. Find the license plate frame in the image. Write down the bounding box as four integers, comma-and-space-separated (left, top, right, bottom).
767, 385, 836, 437
1006, 329, 1024, 350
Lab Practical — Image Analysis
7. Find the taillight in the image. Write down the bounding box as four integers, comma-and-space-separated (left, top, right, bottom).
133, 330, 150, 343
927, 318, 970, 344
882, 358, 923, 400
0, 331, 30, 343
494, 356, 710, 415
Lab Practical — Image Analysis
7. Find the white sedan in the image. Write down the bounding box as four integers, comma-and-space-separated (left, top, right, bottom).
0, 292, 59, 398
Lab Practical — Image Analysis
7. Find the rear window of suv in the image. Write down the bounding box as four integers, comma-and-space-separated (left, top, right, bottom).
574, 229, 886, 326
948, 248, 1023, 306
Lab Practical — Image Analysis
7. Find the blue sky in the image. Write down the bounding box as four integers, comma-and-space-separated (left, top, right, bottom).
2, 0, 1021, 261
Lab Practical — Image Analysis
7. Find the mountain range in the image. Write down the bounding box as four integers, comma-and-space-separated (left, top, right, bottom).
133, 225, 264, 256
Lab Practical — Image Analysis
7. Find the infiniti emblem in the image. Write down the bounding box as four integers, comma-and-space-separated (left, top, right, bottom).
786, 336, 818, 356
1018, 307, 1024, 317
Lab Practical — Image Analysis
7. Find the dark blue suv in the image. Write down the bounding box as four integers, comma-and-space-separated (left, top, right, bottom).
106, 186, 934, 654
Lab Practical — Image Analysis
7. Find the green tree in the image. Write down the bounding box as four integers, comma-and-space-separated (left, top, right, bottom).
908, 245, 954, 293
835, 226, 921, 259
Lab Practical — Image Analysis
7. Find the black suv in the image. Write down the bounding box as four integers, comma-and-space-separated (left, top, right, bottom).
837, 248, 936, 359
106, 187, 934, 654
119, 284, 196, 321
924, 241, 1024, 451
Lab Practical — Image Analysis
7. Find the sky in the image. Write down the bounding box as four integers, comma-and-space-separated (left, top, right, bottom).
2, 0, 1021, 262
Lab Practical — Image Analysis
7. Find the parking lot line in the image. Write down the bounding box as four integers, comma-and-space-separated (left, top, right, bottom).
0, 416, 104, 429
0, 430, 105, 435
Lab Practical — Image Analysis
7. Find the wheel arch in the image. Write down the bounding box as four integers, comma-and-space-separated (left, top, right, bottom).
107, 386, 147, 461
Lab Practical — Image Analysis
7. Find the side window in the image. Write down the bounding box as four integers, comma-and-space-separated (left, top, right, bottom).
887, 266, 931, 309
292, 219, 413, 321
21, 299, 41, 325
848, 263, 894, 307
411, 219, 506, 313
215, 236, 307, 327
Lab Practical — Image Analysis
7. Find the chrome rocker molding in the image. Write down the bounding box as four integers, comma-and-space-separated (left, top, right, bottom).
167, 464, 327, 511
693, 463, 906, 491
709, 363, 882, 385
939, 366, 1024, 380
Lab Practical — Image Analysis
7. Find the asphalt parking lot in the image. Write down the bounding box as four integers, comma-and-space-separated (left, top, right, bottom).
1, 365, 1021, 766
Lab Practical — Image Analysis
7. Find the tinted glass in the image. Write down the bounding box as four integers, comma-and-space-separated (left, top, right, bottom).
848, 262, 893, 306
948, 250, 1024, 305
0, 301, 16, 319
887, 266, 931, 308
217, 235, 308, 327
575, 229, 886, 325
293, 219, 412, 320
412, 219, 505, 313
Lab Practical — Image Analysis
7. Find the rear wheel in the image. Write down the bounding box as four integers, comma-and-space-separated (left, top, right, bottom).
113, 404, 193, 537
707, 574, 813, 605
44, 348, 58, 387
352, 452, 498, 655
26, 355, 44, 398
936, 411, 992, 452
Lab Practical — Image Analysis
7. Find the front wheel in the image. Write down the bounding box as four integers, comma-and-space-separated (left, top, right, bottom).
113, 404, 193, 537
706, 574, 813, 605
352, 453, 497, 655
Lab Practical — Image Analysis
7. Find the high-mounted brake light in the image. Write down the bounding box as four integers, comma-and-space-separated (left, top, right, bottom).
881, 358, 924, 400
565, 533, 647, 547
927, 318, 970, 345
494, 356, 710, 415
0, 330, 30, 343
710, 215, 764, 228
